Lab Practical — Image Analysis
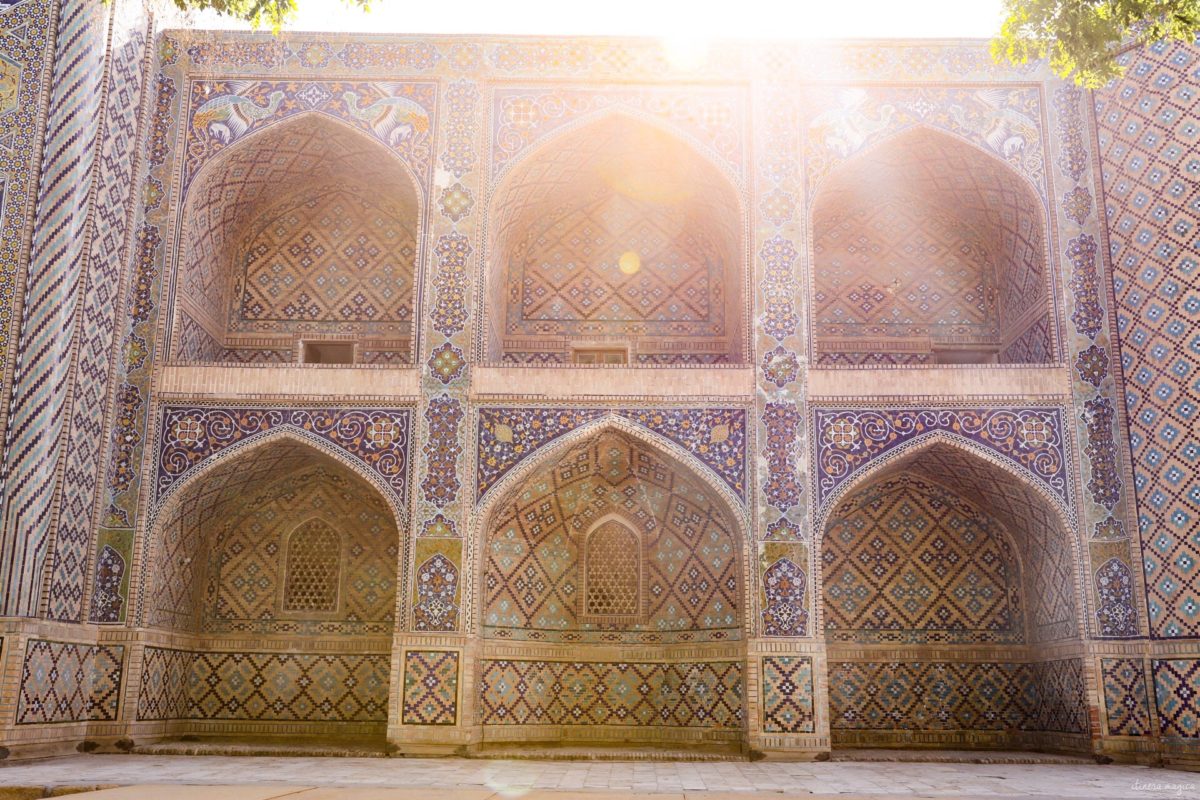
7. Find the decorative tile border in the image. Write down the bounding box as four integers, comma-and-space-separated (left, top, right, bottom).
811, 407, 1072, 516
476, 407, 747, 502
154, 406, 411, 508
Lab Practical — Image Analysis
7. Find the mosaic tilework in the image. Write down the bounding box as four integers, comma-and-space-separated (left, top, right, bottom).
812, 407, 1072, 514
483, 430, 740, 643
829, 659, 1086, 735
183, 80, 436, 191
154, 406, 411, 508
811, 126, 1050, 363
761, 557, 807, 637
203, 467, 398, 634
1095, 40, 1200, 638
421, 396, 462, 506
16, 640, 124, 724
402, 650, 459, 725
1101, 658, 1151, 736
189, 652, 388, 721
1095, 557, 1139, 637
144, 441, 397, 634
822, 477, 1024, 644
479, 660, 743, 728
136, 647, 191, 720
1153, 659, 1200, 738
489, 110, 744, 363
476, 407, 747, 501
135, 649, 388, 722
0, 0, 107, 616
829, 661, 1036, 733
47, 4, 150, 621
1031, 658, 1089, 734
761, 656, 814, 734
0, 0, 52, 374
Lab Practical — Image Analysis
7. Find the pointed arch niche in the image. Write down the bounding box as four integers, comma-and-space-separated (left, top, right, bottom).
818, 440, 1092, 751
477, 427, 747, 750
485, 113, 747, 365
811, 127, 1054, 366
135, 435, 401, 740
172, 114, 422, 365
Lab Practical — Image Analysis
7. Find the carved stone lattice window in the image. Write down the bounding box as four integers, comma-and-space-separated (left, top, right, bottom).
583, 520, 641, 622
283, 519, 341, 613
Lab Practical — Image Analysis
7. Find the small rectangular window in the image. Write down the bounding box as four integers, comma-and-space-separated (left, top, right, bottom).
572, 347, 627, 365
302, 341, 355, 364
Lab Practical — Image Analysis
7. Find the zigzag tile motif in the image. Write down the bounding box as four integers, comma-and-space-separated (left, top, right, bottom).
1101, 657, 1151, 736
402, 650, 458, 725
1153, 658, 1200, 738
0, 0, 109, 616
16, 639, 124, 723
478, 659, 744, 728
48, 8, 149, 621
0, 0, 54, 400
761, 656, 814, 733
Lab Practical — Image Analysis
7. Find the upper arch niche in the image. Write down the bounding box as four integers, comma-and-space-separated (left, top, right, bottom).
173, 114, 421, 365
811, 127, 1053, 366
486, 114, 746, 365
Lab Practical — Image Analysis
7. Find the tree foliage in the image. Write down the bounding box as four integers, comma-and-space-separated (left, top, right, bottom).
993, 0, 1200, 87
168, 0, 370, 31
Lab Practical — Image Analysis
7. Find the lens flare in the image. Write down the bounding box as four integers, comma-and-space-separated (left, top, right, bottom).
618, 250, 641, 275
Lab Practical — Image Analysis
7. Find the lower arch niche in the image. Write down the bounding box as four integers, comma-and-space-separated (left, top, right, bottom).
478, 429, 746, 751
820, 442, 1091, 750
136, 436, 400, 742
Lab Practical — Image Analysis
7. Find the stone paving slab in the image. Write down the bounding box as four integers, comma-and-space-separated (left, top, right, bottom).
0, 755, 1196, 799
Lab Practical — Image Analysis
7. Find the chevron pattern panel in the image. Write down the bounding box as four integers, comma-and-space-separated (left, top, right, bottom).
49, 4, 149, 621
0, 0, 109, 616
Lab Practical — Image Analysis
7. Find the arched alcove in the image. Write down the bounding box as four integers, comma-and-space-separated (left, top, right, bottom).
819, 440, 1091, 751
485, 113, 746, 365
811, 127, 1053, 365
477, 427, 746, 750
136, 435, 400, 740
173, 114, 421, 365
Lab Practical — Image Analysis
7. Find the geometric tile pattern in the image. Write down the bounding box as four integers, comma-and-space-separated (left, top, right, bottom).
812, 407, 1072, 514
16, 640, 124, 724
1101, 658, 1151, 736
872, 444, 1080, 644
1096, 40, 1200, 638
204, 467, 397, 634
488, 110, 743, 364
1153, 658, 1200, 738
175, 108, 424, 363
0, 0, 106, 617
144, 443, 397, 635
476, 407, 747, 501
829, 658, 1088, 735
812, 127, 1050, 364
154, 406, 411, 507
822, 476, 1025, 644
46, 11, 150, 621
402, 650, 459, 725
188, 652, 388, 722
0, 0, 53, 390
479, 659, 744, 728
483, 430, 740, 643
829, 661, 1037, 733
761, 656, 814, 733
136, 647, 191, 721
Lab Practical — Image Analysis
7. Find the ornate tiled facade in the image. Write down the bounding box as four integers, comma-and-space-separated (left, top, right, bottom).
0, 0, 1195, 762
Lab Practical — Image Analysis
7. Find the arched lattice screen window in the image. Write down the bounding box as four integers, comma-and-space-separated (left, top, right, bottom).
584, 521, 641, 620
283, 519, 341, 613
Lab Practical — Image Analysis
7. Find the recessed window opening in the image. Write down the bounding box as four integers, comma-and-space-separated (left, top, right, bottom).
302, 340, 355, 365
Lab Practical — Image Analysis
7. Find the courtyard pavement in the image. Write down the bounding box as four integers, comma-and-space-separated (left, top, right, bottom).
0, 755, 1197, 799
